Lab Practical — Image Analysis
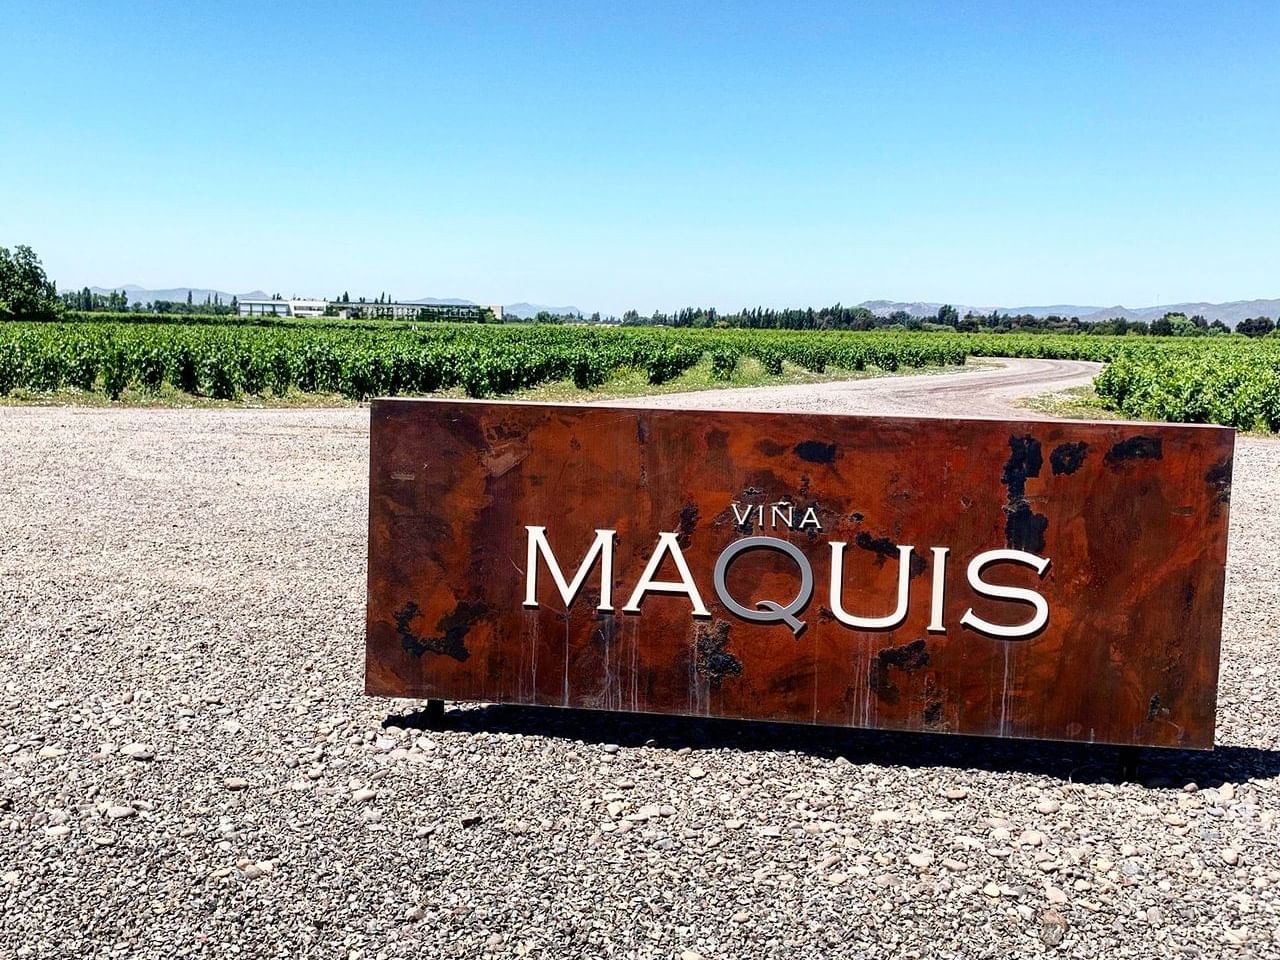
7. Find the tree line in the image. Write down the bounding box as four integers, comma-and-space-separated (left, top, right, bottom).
60, 286, 239, 315
2, 243, 1275, 337
581, 304, 1275, 337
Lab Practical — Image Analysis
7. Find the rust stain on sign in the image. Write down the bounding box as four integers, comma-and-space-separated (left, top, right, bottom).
364, 399, 1234, 750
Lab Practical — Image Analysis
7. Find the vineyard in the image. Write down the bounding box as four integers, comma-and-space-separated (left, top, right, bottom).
0, 320, 1278, 430
1094, 340, 1280, 431
0, 323, 972, 402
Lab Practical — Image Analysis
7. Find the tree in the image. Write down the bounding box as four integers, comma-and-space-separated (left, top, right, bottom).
1237, 316, 1274, 337
0, 245, 62, 321
1151, 312, 1203, 337
936, 304, 959, 326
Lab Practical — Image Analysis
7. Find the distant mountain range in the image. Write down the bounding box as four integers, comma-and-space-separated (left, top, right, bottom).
857, 299, 1280, 327
86, 286, 1276, 327
87, 286, 581, 319
501, 302, 583, 318
86, 284, 268, 304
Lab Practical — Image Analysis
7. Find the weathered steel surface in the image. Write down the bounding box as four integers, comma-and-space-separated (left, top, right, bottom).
365, 399, 1234, 750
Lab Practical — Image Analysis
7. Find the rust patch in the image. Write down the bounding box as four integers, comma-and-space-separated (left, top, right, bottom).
677, 503, 700, 547
1205, 458, 1232, 504
869, 638, 930, 704
1001, 435, 1048, 553
855, 531, 898, 560
481, 443, 529, 478
794, 440, 836, 464
1002, 435, 1042, 498
855, 531, 927, 577
1106, 436, 1163, 467
1004, 500, 1049, 554
922, 676, 946, 729
394, 600, 483, 662
1049, 441, 1088, 476
695, 621, 743, 688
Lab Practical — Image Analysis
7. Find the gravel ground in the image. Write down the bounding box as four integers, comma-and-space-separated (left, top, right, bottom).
1, 368, 1277, 959
612, 357, 1104, 418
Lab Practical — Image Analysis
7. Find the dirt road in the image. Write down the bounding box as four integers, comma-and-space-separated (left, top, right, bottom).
613, 356, 1103, 418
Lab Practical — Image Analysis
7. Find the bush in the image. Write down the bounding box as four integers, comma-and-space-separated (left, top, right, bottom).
101, 341, 129, 400
709, 348, 739, 381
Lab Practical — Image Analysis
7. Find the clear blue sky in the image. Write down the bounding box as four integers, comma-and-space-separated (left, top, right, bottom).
2, 1, 1277, 314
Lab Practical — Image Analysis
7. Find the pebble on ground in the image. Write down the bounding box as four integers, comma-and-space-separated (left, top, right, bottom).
0, 398, 1277, 959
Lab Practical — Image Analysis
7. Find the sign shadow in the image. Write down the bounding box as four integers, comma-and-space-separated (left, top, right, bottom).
384, 702, 1279, 789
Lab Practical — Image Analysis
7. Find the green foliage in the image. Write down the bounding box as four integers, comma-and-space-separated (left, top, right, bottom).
1094, 340, 1280, 431
755, 346, 785, 376
1237, 316, 1275, 338
100, 339, 129, 401
642, 342, 703, 384
709, 347, 740, 381
2, 319, 1277, 433
0, 245, 62, 321
0, 322, 979, 403
0, 339, 18, 395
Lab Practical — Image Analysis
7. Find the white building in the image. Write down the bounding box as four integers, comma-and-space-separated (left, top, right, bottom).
238, 298, 503, 321
238, 298, 329, 318
333, 301, 504, 322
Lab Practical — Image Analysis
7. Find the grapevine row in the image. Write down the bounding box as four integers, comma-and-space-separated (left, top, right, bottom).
0, 323, 968, 401
2, 321, 1278, 432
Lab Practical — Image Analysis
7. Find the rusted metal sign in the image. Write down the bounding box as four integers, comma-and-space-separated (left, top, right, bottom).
365, 399, 1234, 749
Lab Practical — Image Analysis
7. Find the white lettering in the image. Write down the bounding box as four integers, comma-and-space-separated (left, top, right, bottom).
927, 546, 949, 633
960, 549, 1051, 639
622, 532, 711, 616
523, 526, 615, 611
828, 542, 914, 630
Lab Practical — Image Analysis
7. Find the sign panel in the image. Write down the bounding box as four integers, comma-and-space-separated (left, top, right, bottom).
365, 399, 1234, 749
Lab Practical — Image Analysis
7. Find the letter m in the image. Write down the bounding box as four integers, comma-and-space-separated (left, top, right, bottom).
523, 526, 615, 611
